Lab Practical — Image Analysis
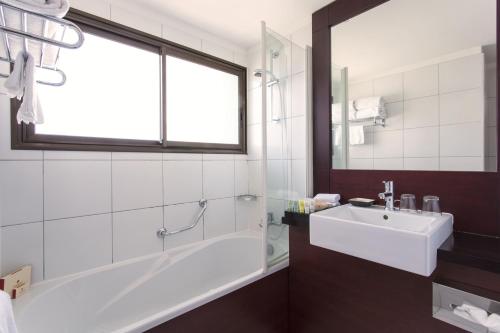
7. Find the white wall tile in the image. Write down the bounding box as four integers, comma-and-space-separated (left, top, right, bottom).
111, 6, 162, 37
291, 160, 306, 199
44, 161, 111, 220
44, 151, 111, 160
45, 214, 112, 279
440, 123, 484, 157
373, 158, 403, 170
348, 158, 373, 170
404, 158, 439, 171
1, 223, 43, 282
202, 154, 235, 161
267, 160, 286, 199
0, 161, 43, 226
404, 127, 439, 158
291, 116, 306, 159
71, 0, 110, 18
374, 73, 403, 103
235, 161, 249, 196
164, 203, 203, 249
111, 152, 162, 160
440, 157, 484, 171
248, 161, 262, 196
291, 43, 305, 75
349, 130, 373, 159
291, 72, 306, 117
404, 65, 438, 99
162, 25, 202, 51
113, 208, 163, 262
164, 161, 202, 205
349, 81, 373, 100
202, 40, 234, 62
375, 102, 403, 131
203, 161, 235, 199
112, 161, 163, 211
404, 96, 439, 129
247, 88, 262, 125
235, 199, 259, 231
0, 97, 42, 160
440, 89, 484, 125
247, 124, 262, 160
267, 121, 284, 160
439, 54, 484, 94
204, 198, 235, 239
373, 130, 403, 158
163, 153, 202, 161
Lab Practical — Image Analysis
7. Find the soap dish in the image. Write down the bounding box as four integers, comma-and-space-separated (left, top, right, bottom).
349, 198, 375, 207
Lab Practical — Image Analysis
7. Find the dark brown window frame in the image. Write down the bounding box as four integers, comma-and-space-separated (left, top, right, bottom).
11, 8, 247, 154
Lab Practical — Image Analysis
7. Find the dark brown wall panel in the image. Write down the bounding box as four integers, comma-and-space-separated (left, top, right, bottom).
147, 269, 289, 333
288, 224, 468, 333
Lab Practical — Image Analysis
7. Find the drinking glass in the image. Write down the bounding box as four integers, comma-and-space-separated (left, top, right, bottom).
400, 194, 417, 212
422, 195, 441, 214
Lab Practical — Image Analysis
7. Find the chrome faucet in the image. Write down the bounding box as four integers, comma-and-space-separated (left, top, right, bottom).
378, 180, 395, 211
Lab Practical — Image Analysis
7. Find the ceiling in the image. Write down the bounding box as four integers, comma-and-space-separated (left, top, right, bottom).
332, 0, 497, 80
118, 0, 333, 48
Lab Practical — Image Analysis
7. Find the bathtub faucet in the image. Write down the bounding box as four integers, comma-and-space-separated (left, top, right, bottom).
157, 199, 207, 237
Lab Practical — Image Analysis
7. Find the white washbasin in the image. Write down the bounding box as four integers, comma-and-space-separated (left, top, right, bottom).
310, 204, 453, 276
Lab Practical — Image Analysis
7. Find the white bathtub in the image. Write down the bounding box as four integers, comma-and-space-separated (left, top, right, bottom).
13, 230, 286, 333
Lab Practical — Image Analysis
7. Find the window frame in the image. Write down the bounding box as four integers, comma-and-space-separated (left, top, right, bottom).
11, 9, 247, 154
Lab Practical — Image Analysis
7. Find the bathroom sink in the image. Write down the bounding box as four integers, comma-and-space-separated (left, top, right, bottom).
309, 205, 453, 276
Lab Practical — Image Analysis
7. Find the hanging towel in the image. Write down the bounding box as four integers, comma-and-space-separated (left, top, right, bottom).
349, 125, 364, 145
4, 53, 25, 99
16, 53, 44, 124
0, 290, 18, 333
2, 0, 69, 18
453, 303, 500, 332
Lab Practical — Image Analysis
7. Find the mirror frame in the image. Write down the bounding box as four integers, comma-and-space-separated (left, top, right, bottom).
312, 0, 500, 236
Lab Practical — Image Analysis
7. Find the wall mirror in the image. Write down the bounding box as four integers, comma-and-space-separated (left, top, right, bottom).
331, 0, 497, 172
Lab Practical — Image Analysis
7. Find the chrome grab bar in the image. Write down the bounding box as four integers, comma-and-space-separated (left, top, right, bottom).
157, 199, 208, 237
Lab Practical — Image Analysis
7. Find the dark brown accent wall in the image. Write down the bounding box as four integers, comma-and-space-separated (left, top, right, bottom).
288, 221, 500, 333
312, 0, 500, 236
147, 268, 289, 333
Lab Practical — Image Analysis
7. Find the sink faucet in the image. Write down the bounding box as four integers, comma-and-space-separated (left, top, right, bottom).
378, 180, 394, 211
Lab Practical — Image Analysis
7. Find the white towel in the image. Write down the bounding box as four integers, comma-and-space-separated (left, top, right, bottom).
354, 106, 386, 121
354, 96, 383, 110
4, 53, 25, 99
2, 0, 69, 18
349, 125, 364, 145
314, 193, 341, 204
453, 303, 500, 332
0, 290, 18, 333
16, 53, 43, 124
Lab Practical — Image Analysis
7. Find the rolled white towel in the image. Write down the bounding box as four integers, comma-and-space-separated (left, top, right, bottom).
314, 193, 341, 204
453, 303, 500, 332
0, 290, 18, 333
354, 96, 384, 110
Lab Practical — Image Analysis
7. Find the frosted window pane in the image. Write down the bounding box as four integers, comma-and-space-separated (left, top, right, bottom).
166, 56, 239, 144
36, 33, 161, 141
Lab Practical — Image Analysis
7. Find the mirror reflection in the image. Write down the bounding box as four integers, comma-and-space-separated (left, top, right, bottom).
331, 0, 497, 172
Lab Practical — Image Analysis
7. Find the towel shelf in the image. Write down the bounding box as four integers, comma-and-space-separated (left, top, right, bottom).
349, 116, 386, 127
0, 1, 84, 86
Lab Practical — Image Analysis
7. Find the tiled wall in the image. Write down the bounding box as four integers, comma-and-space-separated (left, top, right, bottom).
0, 0, 257, 282
345, 51, 495, 171
246, 37, 308, 223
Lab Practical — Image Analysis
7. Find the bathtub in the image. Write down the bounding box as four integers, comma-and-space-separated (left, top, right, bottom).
13, 230, 286, 333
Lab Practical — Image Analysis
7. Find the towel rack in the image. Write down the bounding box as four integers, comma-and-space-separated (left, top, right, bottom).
0, 1, 84, 86
349, 116, 386, 127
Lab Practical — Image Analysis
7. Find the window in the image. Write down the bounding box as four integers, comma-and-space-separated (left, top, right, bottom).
12, 10, 246, 154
